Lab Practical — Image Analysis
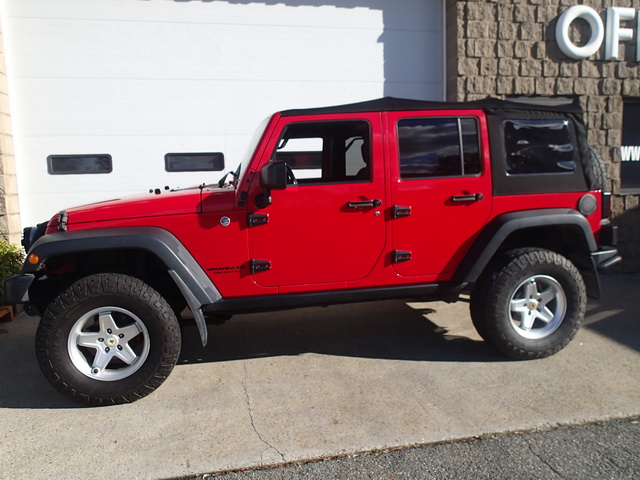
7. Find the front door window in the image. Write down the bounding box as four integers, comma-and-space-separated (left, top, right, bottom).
274, 120, 371, 184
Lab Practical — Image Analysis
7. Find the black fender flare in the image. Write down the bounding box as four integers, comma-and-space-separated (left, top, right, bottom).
21, 227, 220, 345
453, 209, 600, 298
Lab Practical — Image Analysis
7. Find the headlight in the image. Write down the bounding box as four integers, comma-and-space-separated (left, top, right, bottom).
22, 222, 48, 252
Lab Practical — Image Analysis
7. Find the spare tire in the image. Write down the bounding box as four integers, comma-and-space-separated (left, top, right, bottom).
587, 147, 607, 191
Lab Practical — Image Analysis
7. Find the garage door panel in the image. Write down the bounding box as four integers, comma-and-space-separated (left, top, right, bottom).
7, 19, 386, 83
4, 0, 386, 30
11, 78, 394, 138
382, 31, 443, 83
1, 0, 444, 227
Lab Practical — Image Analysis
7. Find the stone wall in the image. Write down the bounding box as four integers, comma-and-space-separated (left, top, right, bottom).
447, 0, 640, 272
0, 21, 20, 245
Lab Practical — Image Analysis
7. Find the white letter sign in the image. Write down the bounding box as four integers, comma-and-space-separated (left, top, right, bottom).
556, 6, 604, 60
605, 7, 636, 60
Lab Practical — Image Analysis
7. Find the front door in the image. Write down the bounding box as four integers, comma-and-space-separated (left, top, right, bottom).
386, 110, 492, 278
247, 113, 386, 287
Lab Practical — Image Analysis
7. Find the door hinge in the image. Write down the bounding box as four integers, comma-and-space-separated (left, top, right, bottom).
392, 206, 411, 219
248, 213, 269, 227
250, 259, 271, 273
392, 250, 412, 263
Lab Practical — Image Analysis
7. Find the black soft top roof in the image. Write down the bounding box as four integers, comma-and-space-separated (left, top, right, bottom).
280, 96, 584, 117
281, 96, 598, 192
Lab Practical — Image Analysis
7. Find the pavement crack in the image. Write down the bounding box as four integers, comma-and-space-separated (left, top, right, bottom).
240, 326, 285, 464
524, 437, 565, 478
413, 397, 434, 422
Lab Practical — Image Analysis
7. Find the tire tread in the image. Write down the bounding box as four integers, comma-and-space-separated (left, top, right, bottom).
36, 273, 181, 406
470, 248, 586, 360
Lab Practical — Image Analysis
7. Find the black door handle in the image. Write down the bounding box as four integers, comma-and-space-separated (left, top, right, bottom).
348, 199, 382, 208
451, 193, 483, 202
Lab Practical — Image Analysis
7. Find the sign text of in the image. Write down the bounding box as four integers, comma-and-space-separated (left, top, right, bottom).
556, 6, 639, 61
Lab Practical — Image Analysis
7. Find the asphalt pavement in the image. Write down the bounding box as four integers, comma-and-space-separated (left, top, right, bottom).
1, 273, 639, 479
190, 416, 640, 479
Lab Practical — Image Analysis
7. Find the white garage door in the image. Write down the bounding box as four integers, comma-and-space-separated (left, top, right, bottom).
1, 0, 444, 227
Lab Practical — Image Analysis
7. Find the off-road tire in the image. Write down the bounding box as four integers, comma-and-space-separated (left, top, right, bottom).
36, 273, 181, 405
470, 248, 586, 360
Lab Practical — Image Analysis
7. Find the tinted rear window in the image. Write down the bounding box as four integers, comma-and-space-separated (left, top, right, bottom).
503, 119, 577, 175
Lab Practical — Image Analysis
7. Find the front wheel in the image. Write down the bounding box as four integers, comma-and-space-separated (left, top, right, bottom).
36, 273, 181, 405
470, 248, 586, 360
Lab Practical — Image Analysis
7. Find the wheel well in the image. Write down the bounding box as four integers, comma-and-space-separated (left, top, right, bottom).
475, 224, 597, 297
498, 225, 592, 267
29, 249, 186, 315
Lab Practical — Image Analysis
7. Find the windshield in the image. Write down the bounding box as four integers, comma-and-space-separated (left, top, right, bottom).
236, 115, 272, 185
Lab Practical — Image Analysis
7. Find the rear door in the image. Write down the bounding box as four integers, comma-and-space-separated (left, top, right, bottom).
386, 110, 492, 278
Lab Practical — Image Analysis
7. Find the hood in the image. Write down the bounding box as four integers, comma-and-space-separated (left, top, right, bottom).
54, 185, 235, 226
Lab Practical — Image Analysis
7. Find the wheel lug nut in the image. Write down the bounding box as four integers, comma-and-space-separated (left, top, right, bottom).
98, 338, 104, 342
105, 347, 110, 353
107, 329, 113, 334
119, 334, 124, 338
117, 345, 123, 350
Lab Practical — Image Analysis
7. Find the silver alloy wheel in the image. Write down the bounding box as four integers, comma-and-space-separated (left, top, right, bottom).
509, 275, 567, 340
67, 306, 151, 381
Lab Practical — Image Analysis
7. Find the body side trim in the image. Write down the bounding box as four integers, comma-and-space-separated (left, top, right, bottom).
205, 283, 452, 316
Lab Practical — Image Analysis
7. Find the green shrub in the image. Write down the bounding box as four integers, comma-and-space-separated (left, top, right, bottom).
0, 238, 24, 304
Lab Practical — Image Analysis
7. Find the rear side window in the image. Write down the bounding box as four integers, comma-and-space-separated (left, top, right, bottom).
397, 117, 480, 179
503, 119, 577, 175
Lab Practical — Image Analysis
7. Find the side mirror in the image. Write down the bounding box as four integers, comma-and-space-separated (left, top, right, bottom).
255, 162, 288, 208
260, 162, 288, 190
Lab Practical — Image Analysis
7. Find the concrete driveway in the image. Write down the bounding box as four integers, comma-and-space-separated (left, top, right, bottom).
1, 274, 639, 480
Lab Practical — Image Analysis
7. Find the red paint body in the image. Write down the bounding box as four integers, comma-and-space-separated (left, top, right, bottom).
51, 109, 603, 299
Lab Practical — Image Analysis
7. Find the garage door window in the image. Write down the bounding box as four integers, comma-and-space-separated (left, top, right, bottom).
164, 152, 225, 172
47, 154, 112, 175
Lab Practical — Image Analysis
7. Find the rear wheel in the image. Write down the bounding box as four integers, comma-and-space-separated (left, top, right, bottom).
470, 248, 586, 359
36, 273, 181, 405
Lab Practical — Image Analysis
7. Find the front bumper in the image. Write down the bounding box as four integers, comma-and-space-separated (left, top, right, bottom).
3, 274, 35, 304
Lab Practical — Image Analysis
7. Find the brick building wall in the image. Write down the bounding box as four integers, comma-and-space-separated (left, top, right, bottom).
447, 0, 640, 272
0, 21, 19, 245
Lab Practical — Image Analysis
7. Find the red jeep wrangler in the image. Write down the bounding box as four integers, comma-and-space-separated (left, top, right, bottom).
5, 97, 620, 405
